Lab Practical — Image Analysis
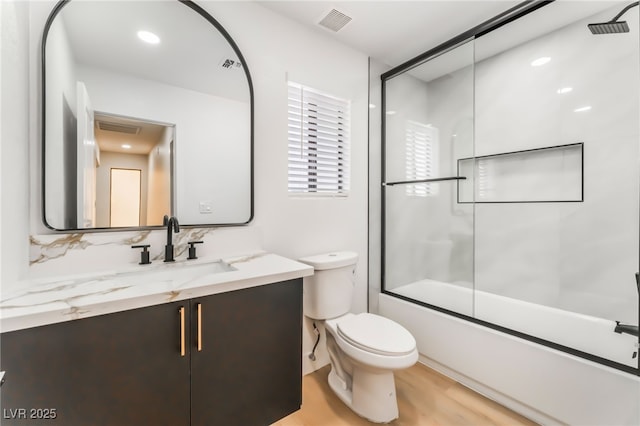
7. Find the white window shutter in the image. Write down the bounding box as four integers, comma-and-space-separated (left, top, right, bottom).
288, 82, 350, 195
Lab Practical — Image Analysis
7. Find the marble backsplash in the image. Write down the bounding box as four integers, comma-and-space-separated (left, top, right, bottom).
26, 226, 262, 284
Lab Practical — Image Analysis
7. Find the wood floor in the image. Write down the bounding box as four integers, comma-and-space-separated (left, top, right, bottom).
273, 363, 538, 426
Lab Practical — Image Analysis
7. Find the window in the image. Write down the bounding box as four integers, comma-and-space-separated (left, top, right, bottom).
405, 120, 439, 197
287, 82, 350, 195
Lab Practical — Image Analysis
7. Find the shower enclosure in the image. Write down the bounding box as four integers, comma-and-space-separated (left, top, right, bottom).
381, 1, 640, 374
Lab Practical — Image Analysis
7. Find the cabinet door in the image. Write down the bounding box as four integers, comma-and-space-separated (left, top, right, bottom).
191, 279, 302, 426
0, 301, 190, 426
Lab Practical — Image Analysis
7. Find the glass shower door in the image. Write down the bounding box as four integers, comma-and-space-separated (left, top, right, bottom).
472, 2, 640, 369
381, 0, 639, 374
383, 40, 475, 317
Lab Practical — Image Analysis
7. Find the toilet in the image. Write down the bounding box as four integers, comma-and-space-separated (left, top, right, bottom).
299, 251, 418, 423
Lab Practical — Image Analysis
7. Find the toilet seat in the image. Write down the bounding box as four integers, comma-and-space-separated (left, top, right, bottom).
336, 313, 416, 357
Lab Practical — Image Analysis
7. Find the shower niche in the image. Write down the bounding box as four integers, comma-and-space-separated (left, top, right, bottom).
456, 143, 584, 203
381, 1, 640, 374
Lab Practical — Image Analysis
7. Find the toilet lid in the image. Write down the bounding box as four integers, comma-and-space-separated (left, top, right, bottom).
337, 313, 416, 356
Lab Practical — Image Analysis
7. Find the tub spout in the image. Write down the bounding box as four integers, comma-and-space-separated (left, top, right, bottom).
614, 321, 639, 337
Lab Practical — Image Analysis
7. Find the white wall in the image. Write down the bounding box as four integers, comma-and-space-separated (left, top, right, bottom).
1, 0, 369, 378
197, 2, 369, 374
1, 0, 30, 288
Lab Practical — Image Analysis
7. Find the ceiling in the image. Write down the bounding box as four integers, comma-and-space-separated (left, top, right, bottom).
258, 1, 521, 67
95, 113, 170, 155
54, 1, 628, 98
258, 0, 627, 70
58, 0, 249, 101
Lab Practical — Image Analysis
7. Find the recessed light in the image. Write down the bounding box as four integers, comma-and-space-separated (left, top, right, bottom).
137, 30, 160, 45
386, 110, 396, 115
557, 87, 573, 94
122, 144, 132, 149
531, 57, 551, 67
574, 106, 592, 112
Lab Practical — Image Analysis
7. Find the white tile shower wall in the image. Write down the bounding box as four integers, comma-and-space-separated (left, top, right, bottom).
472, 5, 639, 323
391, 4, 639, 323
0, 1, 369, 376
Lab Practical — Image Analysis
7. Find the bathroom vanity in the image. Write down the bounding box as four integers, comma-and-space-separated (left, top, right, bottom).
0, 253, 313, 426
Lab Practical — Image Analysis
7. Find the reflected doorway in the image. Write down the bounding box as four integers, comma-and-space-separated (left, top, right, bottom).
94, 113, 174, 227
110, 168, 141, 227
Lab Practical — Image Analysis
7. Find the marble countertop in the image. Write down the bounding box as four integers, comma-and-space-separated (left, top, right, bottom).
0, 252, 314, 333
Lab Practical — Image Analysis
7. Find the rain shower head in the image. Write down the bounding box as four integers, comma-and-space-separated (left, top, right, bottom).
588, 1, 638, 34
588, 21, 629, 34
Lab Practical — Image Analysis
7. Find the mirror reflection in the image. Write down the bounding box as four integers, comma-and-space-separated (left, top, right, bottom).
44, 0, 253, 230
94, 112, 174, 228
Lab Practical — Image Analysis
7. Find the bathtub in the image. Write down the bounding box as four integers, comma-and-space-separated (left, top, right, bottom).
390, 278, 638, 368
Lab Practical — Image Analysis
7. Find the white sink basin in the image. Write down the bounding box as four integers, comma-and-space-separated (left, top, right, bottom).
121, 259, 237, 284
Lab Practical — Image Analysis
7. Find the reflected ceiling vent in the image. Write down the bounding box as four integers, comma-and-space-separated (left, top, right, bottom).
97, 121, 141, 135
318, 9, 352, 32
219, 58, 243, 70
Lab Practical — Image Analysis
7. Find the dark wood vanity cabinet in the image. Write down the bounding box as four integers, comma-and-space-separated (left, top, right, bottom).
0, 279, 302, 426
191, 279, 302, 426
0, 299, 191, 425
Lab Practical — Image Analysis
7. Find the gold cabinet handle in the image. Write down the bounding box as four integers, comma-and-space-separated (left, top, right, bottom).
197, 303, 202, 352
179, 306, 185, 357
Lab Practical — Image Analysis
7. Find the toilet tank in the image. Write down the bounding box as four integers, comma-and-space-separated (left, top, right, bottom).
298, 252, 358, 320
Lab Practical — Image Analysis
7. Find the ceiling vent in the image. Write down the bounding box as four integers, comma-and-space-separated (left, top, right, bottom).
318, 9, 352, 32
97, 121, 141, 135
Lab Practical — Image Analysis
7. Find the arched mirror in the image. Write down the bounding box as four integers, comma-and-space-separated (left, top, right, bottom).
43, 0, 253, 230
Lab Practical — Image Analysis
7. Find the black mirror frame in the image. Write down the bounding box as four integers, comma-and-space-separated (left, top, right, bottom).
41, 0, 254, 232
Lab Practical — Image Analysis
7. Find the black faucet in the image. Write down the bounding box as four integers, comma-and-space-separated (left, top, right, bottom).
163, 215, 180, 262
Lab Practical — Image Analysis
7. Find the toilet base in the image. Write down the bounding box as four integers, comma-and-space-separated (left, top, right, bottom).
328, 365, 399, 423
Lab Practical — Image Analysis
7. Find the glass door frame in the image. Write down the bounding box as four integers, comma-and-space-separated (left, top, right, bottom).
380, 0, 640, 376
